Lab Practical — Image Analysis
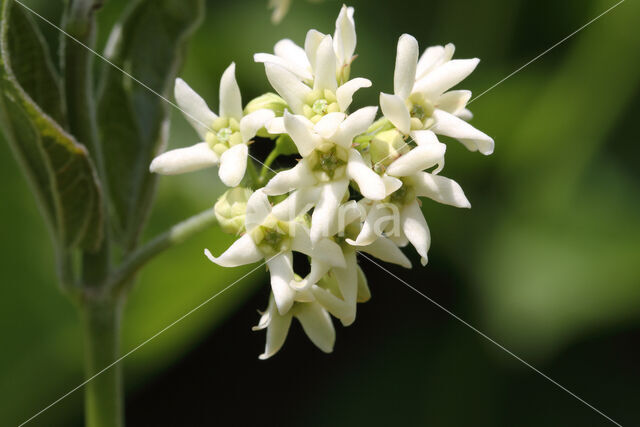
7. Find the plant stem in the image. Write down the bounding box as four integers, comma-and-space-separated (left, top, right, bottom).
108, 207, 218, 294
81, 296, 124, 427
63, 0, 112, 287
259, 148, 279, 185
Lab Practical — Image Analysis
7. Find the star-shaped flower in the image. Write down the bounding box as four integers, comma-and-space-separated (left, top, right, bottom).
205, 189, 345, 314
263, 108, 386, 243
256, 5, 357, 84
380, 34, 494, 155
349, 130, 470, 265
150, 63, 274, 187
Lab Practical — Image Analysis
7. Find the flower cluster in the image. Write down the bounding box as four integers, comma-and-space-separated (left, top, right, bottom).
150, 5, 493, 359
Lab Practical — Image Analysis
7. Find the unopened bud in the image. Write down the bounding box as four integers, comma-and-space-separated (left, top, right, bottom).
370, 129, 410, 171
214, 187, 253, 235
244, 93, 288, 138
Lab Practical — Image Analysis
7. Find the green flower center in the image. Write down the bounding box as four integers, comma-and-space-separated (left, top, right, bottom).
309, 143, 348, 181
407, 93, 435, 131
216, 127, 233, 142
385, 178, 416, 206
303, 89, 340, 123
206, 117, 242, 156
250, 215, 293, 256
312, 99, 328, 115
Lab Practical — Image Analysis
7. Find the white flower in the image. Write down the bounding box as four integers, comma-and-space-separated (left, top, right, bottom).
205, 190, 345, 314
263, 108, 386, 243
348, 131, 470, 265
253, 294, 335, 359
296, 201, 411, 326
149, 63, 275, 187
256, 5, 357, 84
379, 34, 494, 155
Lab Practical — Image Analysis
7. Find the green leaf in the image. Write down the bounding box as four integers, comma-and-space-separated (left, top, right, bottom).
0, 0, 103, 251
98, 0, 204, 250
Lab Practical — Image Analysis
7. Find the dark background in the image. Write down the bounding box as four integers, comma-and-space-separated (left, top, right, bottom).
1, 0, 639, 425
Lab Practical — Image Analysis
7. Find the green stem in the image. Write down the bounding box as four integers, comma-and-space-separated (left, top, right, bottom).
108, 207, 218, 294
259, 148, 279, 185
63, 0, 111, 286
81, 296, 124, 427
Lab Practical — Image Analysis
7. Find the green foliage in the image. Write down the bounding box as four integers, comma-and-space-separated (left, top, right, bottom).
97, 0, 204, 250
0, 0, 103, 251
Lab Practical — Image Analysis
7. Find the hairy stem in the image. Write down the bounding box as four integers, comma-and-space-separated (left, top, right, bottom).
108, 207, 218, 294
81, 296, 124, 427
62, 0, 111, 287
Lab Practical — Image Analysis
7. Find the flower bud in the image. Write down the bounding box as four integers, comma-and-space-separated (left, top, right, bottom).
356, 266, 371, 302
214, 187, 253, 235
244, 93, 288, 137
369, 129, 410, 171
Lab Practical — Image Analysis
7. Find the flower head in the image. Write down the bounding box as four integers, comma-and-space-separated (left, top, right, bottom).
149, 63, 275, 187
154, 4, 495, 359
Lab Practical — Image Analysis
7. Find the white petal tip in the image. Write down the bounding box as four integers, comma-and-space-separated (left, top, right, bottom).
420, 257, 428, 266
204, 248, 216, 263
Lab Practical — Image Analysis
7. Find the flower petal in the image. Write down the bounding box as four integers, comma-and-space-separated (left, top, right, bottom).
414, 58, 479, 98
174, 78, 217, 139
401, 200, 430, 266
411, 130, 446, 173
297, 258, 331, 290
294, 301, 335, 353
356, 266, 371, 302
271, 186, 319, 219
359, 236, 412, 268
283, 111, 321, 156
336, 77, 372, 111
431, 109, 494, 155
218, 144, 248, 187
275, 39, 312, 75
385, 139, 446, 177
264, 63, 311, 115
267, 252, 296, 315
311, 180, 349, 243
264, 159, 316, 196
436, 90, 471, 115
219, 63, 243, 120
416, 43, 455, 80
257, 294, 293, 360
380, 92, 410, 134
240, 109, 276, 143
204, 234, 262, 267
331, 248, 358, 324
457, 108, 473, 121
333, 106, 377, 147
347, 149, 386, 200
304, 29, 325, 71
254, 53, 303, 81
414, 172, 471, 208
334, 5, 356, 67
313, 35, 338, 92
314, 112, 346, 139
383, 174, 403, 196
311, 285, 353, 323
245, 189, 272, 231
394, 34, 419, 100
150, 142, 218, 175
265, 116, 286, 134
347, 202, 392, 246
312, 238, 347, 268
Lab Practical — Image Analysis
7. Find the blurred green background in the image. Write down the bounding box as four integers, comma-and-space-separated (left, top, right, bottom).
1, 0, 639, 425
